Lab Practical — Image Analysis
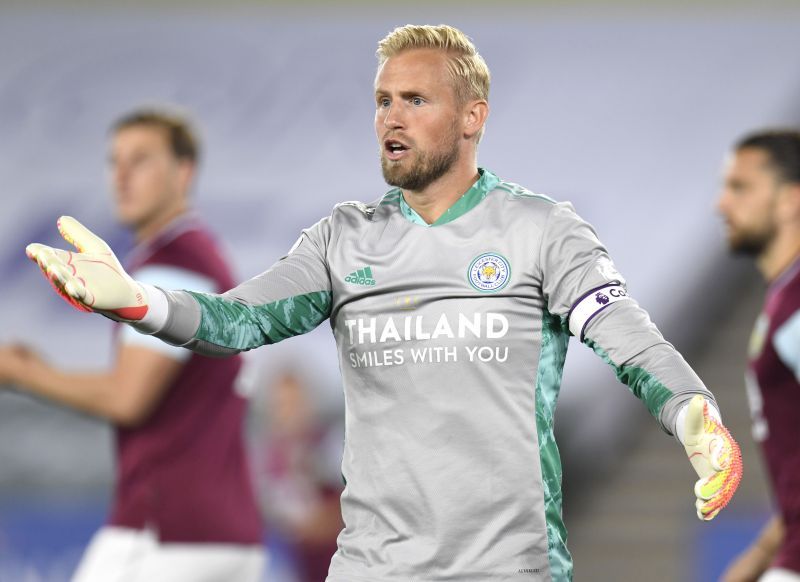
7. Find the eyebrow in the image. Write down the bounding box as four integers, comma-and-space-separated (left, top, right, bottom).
374, 89, 428, 100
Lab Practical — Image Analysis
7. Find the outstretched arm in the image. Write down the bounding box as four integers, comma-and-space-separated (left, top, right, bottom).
577, 293, 743, 521
0, 344, 182, 426
540, 202, 742, 520
27, 216, 333, 357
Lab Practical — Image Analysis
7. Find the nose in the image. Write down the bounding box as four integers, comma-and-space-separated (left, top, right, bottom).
382, 104, 404, 130
716, 188, 736, 219
112, 163, 129, 192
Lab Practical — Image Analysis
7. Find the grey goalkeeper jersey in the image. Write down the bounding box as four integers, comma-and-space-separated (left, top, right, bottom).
152, 169, 713, 582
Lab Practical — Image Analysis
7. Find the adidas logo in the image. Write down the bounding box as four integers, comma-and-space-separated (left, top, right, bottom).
345, 266, 376, 286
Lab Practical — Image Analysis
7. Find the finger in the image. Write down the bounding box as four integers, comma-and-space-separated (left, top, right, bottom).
34, 247, 88, 303
704, 508, 722, 521
696, 497, 722, 521
698, 491, 726, 519
695, 473, 724, 501
33, 246, 70, 277
684, 394, 706, 446
27, 243, 72, 265
57, 216, 110, 253
26, 242, 47, 262
45, 260, 72, 289
64, 278, 87, 301
28, 244, 93, 312
30, 244, 71, 271
695, 498, 706, 520
34, 246, 66, 280
51, 276, 92, 312
36, 263, 92, 313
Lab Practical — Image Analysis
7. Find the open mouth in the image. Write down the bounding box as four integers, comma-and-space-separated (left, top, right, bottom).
384, 139, 410, 161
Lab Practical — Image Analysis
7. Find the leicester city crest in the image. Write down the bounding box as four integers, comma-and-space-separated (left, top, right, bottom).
468, 252, 511, 293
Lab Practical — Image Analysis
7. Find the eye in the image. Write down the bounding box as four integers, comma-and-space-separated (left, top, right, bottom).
377, 97, 390, 108
411, 96, 424, 106
132, 153, 148, 166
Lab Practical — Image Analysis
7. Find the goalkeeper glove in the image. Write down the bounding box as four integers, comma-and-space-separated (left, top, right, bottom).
26, 216, 149, 321
683, 394, 743, 520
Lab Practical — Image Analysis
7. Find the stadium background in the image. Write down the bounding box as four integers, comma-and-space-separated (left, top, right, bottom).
0, 0, 798, 580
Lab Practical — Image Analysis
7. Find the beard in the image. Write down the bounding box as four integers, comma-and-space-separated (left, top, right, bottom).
380, 123, 461, 192
726, 224, 774, 256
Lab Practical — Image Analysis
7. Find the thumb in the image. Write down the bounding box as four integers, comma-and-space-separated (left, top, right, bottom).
684, 395, 706, 447
56, 216, 111, 253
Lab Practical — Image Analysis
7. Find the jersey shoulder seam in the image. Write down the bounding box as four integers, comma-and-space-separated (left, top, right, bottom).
331, 189, 401, 222
495, 180, 557, 204
332, 195, 388, 217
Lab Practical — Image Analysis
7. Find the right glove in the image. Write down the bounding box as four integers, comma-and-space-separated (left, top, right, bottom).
26, 216, 148, 321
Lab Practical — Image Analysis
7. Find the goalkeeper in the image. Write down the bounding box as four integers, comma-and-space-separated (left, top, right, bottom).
22, 25, 741, 582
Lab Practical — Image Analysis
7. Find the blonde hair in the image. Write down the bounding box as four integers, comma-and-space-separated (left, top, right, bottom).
377, 24, 490, 105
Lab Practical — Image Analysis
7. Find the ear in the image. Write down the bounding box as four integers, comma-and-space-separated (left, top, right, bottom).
462, 99, 489, 141
775, 182, 800, 226
779, 182, 800, 222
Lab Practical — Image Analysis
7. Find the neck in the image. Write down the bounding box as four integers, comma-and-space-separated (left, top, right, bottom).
758, 230, 800, 282
134, 204, 188, 243
403, 162, 480, 225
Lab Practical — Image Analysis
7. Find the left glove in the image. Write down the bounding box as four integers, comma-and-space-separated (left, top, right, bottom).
26, 216, 149, 321
683, 394, 743, 520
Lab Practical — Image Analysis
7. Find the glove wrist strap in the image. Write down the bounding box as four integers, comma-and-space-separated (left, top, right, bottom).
130, 283, 169, 334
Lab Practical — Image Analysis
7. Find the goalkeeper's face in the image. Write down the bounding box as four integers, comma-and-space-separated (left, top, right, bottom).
718, 148, 782, 256
374, 48, 465, 193
109, 126, 191, 233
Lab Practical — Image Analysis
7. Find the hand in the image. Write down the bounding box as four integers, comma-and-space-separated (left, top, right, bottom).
0, 344, 45, 387
683, 395, 743, 520
26, 216, 148, 321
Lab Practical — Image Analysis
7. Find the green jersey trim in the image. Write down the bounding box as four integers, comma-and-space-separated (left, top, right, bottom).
395, 168, 501, 227
189, 290, 332, 350
536, 309, 573, 581
379, 191, 402, 206
584, 339, 675, 419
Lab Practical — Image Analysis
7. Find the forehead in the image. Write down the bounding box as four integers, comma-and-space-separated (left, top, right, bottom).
728, 148, 773, 173
112, 124, 170, 152
724, 147, 780, 190
375, 48, 452, 93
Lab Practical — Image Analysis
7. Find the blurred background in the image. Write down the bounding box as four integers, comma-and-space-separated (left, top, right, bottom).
0, 0, 798, 580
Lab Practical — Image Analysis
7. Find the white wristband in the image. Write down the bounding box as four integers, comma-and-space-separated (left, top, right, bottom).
131, 282, 169, 334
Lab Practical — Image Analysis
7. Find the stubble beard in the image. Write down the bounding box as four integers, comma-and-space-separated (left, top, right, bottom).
381, 124, 461, 192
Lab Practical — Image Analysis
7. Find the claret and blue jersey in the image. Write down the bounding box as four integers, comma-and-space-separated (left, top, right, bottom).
152, 169, 716, 581
746, 257, 800, 573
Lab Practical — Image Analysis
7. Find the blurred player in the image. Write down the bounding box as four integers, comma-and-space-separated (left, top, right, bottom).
0, 109, 264, 581
718, 130, 800, 582
24, 26, 741, 581
254, 366, 344, 582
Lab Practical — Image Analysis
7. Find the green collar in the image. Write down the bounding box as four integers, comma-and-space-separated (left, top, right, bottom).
396, 168, 499, 227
